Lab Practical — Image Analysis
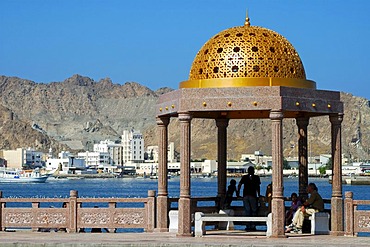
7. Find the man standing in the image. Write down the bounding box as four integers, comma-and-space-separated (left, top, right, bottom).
285, 182, 324, 234
237, 166, 261, 230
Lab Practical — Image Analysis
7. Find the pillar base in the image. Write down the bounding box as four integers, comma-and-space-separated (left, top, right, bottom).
176, 233, 193, 237
178, 197, 192, 236
154, 228, 169, 233
330, 231, 345, 236
269, 235, 288, 238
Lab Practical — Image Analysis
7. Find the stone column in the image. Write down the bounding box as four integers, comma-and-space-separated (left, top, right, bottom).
296, 117, 309, 199
156, 116, 170, 232
177, 112, 192, 236
216, 118, 229, 208
330, 113, 344, 236
270, 110, 286, 238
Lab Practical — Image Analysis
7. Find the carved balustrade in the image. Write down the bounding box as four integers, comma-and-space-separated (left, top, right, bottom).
0, 190, 156, 233
345, 191, 370, 236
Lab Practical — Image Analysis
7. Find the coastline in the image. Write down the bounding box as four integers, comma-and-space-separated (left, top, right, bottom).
52, 173, 134, 179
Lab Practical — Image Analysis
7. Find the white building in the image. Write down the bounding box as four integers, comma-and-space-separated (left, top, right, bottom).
122, 129, 144, 163
45, 151, 86, 174
136, 161, 202, 176
77, 151, 110, 169
146, 142, 176, 163
240, 152, 272, 167
201, 160, 217, 174
93, 140, 123, 166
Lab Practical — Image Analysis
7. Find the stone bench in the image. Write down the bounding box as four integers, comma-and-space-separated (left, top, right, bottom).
307, 212, 330, 235
168, 210, 179, 233
171, 210, 329, 236
194, 212, 272, 237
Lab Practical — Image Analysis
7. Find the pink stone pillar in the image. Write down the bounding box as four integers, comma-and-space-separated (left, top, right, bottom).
69, 190, 78, 233
178, 112, 192, 236
330, 113, 344, 236
344, 191, 354, 236
296, 117, 309, 199
216, 118, 229, 208
147, 190, 156, 232
156, 117, 170, 232
270, 110, 286, 238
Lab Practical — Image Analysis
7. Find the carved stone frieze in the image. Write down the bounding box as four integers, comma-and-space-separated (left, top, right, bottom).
80, 212, 110, 224
113, 212, 145, 225
37, 212, 66, 225
357, 214, 370, 229
5, 212, 33, 224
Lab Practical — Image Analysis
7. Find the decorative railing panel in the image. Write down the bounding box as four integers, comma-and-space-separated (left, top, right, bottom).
345, 191, 370, 236
77, 208, 146, 229
0, 190, 155, 233
2, 208, 68, 229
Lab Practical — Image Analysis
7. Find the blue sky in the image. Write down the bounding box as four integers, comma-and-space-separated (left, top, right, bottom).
1, 0, 370, 99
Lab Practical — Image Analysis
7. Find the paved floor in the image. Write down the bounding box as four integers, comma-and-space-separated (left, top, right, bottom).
0, 231, 369, 247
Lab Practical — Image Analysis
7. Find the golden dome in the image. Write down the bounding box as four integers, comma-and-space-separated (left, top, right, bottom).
180, 18, 316, 89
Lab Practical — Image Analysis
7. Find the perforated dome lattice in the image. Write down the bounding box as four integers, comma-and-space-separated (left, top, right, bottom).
189, 25, 306, 81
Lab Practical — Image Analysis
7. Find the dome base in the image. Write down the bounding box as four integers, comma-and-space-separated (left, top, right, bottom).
180, 77, 316, 89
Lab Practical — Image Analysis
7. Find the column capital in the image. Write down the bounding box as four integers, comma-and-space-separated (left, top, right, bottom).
178, 112, 192, 122
156, 116, 170, 126
296, 116, 310, 127
269, 110, 284, 120
215, 118, 229, 128
329, 113, 344, 125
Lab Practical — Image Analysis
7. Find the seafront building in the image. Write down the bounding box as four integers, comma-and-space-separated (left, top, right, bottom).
1, 147, 43, 169
45, 151, 86, 174
145, 142, 176, 163
122, 128, 145, 163
77, 151, 110, 169
93, 140, 124, 166
136, 160, 204, 176
49, 129, 145, 174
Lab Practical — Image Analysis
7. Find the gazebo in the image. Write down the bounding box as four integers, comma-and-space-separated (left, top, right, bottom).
155, 15, 344, 237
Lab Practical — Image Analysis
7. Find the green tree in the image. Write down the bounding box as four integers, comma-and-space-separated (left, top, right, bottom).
318, 158, 332, 175
318, 165, 327, 175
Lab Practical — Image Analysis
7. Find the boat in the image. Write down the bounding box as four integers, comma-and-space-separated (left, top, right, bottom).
0, 168, 50, 183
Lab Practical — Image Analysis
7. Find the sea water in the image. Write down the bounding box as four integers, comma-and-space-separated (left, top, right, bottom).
1, 176, 370, 201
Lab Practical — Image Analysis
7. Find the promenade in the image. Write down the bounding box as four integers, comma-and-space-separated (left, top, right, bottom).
0, 231, 369, 247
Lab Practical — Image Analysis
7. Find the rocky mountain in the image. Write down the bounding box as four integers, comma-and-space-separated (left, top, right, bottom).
0, 75, 369, 162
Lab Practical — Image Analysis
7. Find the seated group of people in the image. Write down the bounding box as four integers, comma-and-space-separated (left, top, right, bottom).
224, 166, 324, 234
285, 182, 324, 234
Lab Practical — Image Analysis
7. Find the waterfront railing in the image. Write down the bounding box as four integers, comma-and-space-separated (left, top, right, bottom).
345, 191, 370, 236
0, 190, 155, 233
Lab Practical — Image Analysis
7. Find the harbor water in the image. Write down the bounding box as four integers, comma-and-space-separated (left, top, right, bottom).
1, 176, 369, 200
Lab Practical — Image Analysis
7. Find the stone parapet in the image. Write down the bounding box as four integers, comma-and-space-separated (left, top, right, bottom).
0, 190, 156, 233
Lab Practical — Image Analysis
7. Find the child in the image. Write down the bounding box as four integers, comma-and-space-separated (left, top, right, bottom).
265, 183, 272, 213
285, 192, 302, 225
224, 179, 237, 209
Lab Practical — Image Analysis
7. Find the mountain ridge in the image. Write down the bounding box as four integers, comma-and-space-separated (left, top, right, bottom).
0, 75, 369, 162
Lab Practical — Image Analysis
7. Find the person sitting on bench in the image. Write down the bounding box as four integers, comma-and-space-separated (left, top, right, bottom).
285, 183, 324, 234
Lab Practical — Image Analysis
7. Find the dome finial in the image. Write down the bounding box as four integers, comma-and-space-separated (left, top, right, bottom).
244, 9, 250, 27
